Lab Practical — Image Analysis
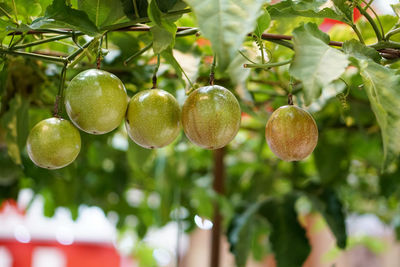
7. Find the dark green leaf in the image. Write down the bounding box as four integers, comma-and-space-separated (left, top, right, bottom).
308, 188, 347, 248
120, 0, 148, 19
78, 0, 125, 28
259, 195, 310, 267
30, 0, 99, 36
289, 23, 349, 104
228, 201, 263, 267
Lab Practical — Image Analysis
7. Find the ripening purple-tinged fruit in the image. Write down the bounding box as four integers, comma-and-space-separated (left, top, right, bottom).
265, 105, 318, 161
182, 85, 241, 149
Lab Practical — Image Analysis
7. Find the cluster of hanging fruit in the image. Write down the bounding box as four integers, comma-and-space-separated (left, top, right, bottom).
26, 69, 318, 170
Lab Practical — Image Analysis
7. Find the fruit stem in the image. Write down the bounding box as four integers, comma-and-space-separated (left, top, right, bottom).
124, 42, 153, 65
288, 93, 293, 105
209, 53, 217, 85
243, 59, 292, 69
53, 62, 68, 117
97, 34, 104, 69
152, 54, 161, 89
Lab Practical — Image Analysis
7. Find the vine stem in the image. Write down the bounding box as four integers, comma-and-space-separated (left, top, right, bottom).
97, 35, 104, 69
350, 24, 365, 44
385, 28, 400, 40
244, 59, 292, 69
53, 62, 68, 117
209, 54, 216, 86
356, 4, 383, 41
152, 54, 160, 89
124, 42, 153, 65
11, 0, 18, 25
0, 49, 67, 63
10, 35, 73, 50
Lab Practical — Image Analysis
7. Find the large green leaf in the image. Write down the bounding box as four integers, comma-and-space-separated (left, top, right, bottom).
78, 0, 125, 28
184, 0, 265, 71
259, 195, 310, 267
254, 8, 271, 38
268, 0, 345, 21
29, 0, 99, 36
308, 188, 347, 249
148, 0, 177, 54
358, 64, 400, 167
289, 23, 349, 104
343, 41, 400, 167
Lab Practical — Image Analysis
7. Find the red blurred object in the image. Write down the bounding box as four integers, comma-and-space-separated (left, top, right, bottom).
320, 8, 362, 32
0, 239, 120, 267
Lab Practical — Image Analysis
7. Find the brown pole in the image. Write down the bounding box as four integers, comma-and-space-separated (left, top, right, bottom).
210, 147, 225, 267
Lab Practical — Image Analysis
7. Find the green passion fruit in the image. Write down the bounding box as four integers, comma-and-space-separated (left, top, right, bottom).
182, 85, 241, 149
65, 69, 128, 134
27, 118, 81, 169
125, 89, 181, 149
265, 105, 318, 161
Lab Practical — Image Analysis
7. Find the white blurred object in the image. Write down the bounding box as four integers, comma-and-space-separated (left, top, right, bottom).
347, 213, 392, 237
373, 0, 398, 15
194, 215, 213, 230
0, 247, 12, 267
32, 247, 66, 267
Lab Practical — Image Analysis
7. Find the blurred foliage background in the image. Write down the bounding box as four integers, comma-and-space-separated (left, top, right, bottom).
1, 0, 400, 266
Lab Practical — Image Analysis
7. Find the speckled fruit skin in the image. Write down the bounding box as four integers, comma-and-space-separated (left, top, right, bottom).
27, 118, 81, 169
125, 89, 181, 149
182, 85, 241, 149
265, 105, 318, 161
65, 69, 128, 134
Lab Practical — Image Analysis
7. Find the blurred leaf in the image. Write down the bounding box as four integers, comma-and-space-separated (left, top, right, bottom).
332, 0, 353, 22
289, 23, 349, 104
78, 0, 125, 28
313, 129, 350, 185
185, 0, 265, 71
29, 0, 99, 36
259, 195, 310, 267
308, 188, 347, 248
0, 94, 29, 165
228, 201, 263, 267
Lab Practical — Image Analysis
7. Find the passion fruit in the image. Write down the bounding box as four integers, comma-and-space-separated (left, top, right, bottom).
182, 85, 241, 149
265, 105, 318, 161
125, 89, 181, 149
64, 69, 128, 134
27, 117, 81, 169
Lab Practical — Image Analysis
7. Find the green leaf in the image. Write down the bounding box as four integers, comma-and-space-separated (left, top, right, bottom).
120, 0, 148, 19
268, 0, 345, 21
148, 0, 177, 53
227, 201, 263, 267
0, 94, 29, 165
30, 0, 99, 36
78, 0, 125, 28
289, 23, 349, 104
308, 188, 347, 249
332, 0, 353, 22
259, 195, 310, 267
0, 19, 14, 43
185, 0, 265, 71
342, 39, 381, 63
313, 129, 350, 185
254, 8, 270, 38
359, 63, 400, 167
